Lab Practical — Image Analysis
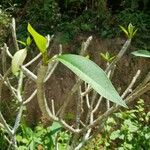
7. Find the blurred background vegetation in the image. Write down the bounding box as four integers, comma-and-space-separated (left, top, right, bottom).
0, 0, 150, 48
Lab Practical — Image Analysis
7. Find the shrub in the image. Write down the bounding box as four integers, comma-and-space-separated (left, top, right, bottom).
16, 122, 71, 150
19, 0, 61, 35
101, 99, 150, 149
0, 20, 149, 149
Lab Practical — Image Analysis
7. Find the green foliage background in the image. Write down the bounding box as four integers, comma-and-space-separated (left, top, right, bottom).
82, 99, 150, 150
0, 0, 150, 48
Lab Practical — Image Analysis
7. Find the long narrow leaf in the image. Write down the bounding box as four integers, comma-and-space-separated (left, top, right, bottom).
119, 25, 129, 37
57, 54, 127, 108
17, 40, 26, 46
131, 50, 150, 58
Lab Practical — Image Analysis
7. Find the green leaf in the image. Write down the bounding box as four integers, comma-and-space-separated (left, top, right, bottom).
100, 53, 107, 60
131, 50, 150, 58
145, 133, 150, 139
49, 122, 62, 135
128, 23, 134, 38
132, 28, 138, 37
101, 52, 115, 62
26, 36, 32, 46
118, 147, 124, 150
11, 48, 27, 75
105, 52, 110, 60
57, 54, 127, 108
124, 143, 133, 149
16, 135, 23, 142
124, 119, 138, 132
21, 138, 29, 144
17, 146, 28, 150
110, 130, 120, 140
29, 140, 35, 150
119, 134, 124, 140
107, 117, 116, 124
50, 122, 62, 131
119, 25, 129, 37
145, 112, 150, 122
109, 56, 115, 62
17, 40, 26, 46
27, 23, 47, 53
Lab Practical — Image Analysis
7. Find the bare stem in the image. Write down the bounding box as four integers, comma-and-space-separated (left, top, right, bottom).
0, 112, 12, 136
0, 68, 11, 104
105, 39, 131, 73
92, 96, 103, 113
44, 61, 59, 82
51, 99, 56, 116
70, 86, 83, 149
12, 105, 23, 134
21, 66, 37, 81
24, 53, 42, 67
121, 70, 141, 99
36, 64, 51, 119
106, 70, 111, 110
4, 43, 13, 58
133, 71, 150, 92
11, 18, 19, 51
17, 71, 23, 103
23, 90, 37, 105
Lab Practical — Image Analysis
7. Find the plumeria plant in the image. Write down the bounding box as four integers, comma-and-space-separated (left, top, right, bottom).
0, 19, 149, 150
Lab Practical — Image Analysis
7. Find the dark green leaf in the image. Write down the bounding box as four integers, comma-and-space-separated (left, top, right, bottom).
57, 54, 127, 108
49, 122, 62, 135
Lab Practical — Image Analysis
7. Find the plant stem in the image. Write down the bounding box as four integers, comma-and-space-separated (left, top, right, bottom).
11, 18, 19, 51
105, 39, 131, 73
36, 64, 50, 119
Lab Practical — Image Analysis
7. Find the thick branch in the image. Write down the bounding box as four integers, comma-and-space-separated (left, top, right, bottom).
36, 64, 51, 119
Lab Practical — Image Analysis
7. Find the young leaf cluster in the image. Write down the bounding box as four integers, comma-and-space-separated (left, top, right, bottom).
100, 52, 115, 62
120, 23, 137, 39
